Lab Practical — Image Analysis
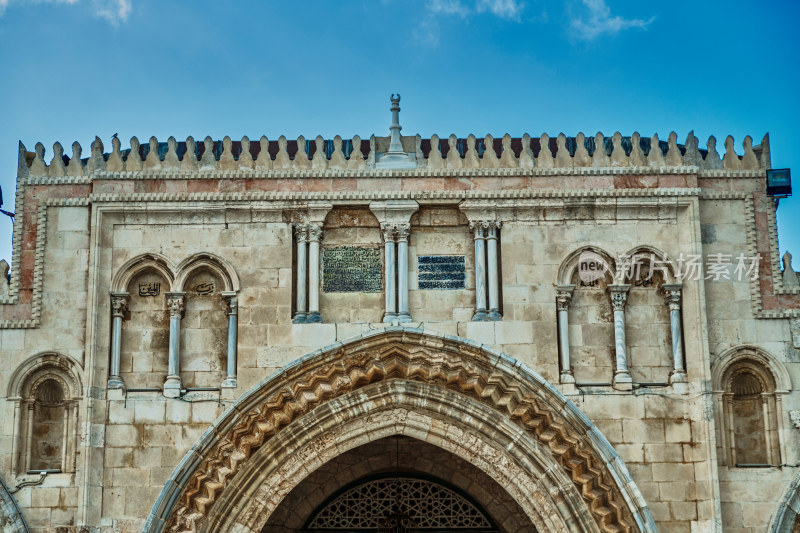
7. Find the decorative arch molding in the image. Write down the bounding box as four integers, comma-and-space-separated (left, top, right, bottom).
622, 245, 678, 284
556, 245, 616, 285
769, 469, 800, 533
174, 252, 240, 293
711, 344, 792, 393
110, 252, 177, 293
145, 327, 657, 533
7, 351, 83, 400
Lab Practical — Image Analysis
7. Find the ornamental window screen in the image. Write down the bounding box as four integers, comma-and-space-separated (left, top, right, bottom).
304, 474, 497, 532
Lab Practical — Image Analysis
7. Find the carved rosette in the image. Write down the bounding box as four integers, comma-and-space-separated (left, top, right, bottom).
163, 331, 636, 533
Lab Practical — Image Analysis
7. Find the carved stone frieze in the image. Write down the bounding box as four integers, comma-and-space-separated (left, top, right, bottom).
163, 330, 635, 533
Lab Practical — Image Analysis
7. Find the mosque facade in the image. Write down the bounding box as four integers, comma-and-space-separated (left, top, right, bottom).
0, 96, 799, 533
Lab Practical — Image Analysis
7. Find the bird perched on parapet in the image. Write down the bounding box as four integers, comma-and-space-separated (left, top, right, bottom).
112, 133, 118, 139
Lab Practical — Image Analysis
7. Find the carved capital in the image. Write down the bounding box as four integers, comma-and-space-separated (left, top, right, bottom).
307, 224, 323, 242
166, 292, 185, 317
555, 285, 575, 311
222, 292, 238, 316
394, 223, 410, 241
294, 224, 308, 243
608, 284, 630, 311
110, 292, 129, 318
380, 222, 396, 242
662, 283, 682, 311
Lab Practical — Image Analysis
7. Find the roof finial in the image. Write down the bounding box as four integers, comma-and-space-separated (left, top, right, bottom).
376, 93, 417, 169
388, 93, 403, 154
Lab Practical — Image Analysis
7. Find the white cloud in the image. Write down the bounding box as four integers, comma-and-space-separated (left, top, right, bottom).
91, 0, 130, 25
476, 0, 524, 20
427, 0, 469, 16
0, 0, 130, 25
568, 0, 653, 41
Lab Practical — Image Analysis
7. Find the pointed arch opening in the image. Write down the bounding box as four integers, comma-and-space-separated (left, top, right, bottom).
145, 328, 657, 533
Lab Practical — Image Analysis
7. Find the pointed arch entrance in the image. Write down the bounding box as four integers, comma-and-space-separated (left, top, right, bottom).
145, 328, 656, 533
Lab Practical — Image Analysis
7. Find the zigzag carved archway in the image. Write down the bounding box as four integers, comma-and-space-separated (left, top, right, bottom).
147, 328, 655, 533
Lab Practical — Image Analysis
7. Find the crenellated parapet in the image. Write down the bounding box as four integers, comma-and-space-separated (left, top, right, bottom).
18, 130, 771, 177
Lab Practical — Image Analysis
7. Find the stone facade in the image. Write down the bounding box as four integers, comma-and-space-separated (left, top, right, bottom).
1, 101, 799, 532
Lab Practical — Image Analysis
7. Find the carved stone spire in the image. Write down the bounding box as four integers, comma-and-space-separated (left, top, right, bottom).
376, 94, 417, 169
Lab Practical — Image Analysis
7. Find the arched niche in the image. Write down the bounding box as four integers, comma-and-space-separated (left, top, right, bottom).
7, 352, 82, 476
121, 265, 171, 388
620, 246, 677, 384
712, 345, 790, 467
174, 252, 239, 293
558, 246, 616, 384
145, 328, 657, 533
179, 266, 228, 388
111, 253, 176, 294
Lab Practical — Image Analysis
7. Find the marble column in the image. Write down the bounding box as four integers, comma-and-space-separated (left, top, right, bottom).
10, 400, 21, 474
221, 292, 238, 388
163, 292, 185, 398
556, 285, 576, 384
472, 222, 488, 321
292, 225, 308, 323
486, 221, 502, 320
609, 284, 632, 390
663, 283, 687, 384
306, 225, 323, 323
396, 223, 411, 322
108, 292, 128, 389
382, 223, 397, 322
24, 402, 34, 472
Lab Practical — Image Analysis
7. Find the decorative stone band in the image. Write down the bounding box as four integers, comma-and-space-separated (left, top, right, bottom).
19, 130, 769, 177
154, 328, 651, 533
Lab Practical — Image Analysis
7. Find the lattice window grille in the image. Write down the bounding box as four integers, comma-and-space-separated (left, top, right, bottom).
307, 476, 495, 530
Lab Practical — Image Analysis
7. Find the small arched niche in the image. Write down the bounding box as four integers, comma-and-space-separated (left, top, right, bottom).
713, 346, 789, 467
179, 267, 228, 388
121, 268, 170, 388
621, 248, 676, 384
7, 353, 82, 476
561, 247, 616, 384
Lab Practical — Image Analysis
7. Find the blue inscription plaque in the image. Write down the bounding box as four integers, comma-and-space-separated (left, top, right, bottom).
322, 246, 382, 293
417, 255, 466, 290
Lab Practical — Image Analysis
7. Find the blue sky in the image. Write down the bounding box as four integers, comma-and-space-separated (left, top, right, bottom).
0, 0, 798, 267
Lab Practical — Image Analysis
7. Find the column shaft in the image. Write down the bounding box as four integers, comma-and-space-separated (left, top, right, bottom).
222, 294, 238, 388
108, 293, 128, 389
609, 284, 632, 389
472, 224, 488, 321
397, 225, 411, 322
487, 223, 501, 320
293, 226, 308, 323
164, 292, 185, 398
556, 285, 575, 384
663, 284, 687, 384
306, 226, 322, 323
383, 226, 397, 322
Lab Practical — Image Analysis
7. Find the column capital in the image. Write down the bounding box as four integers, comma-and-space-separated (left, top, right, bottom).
222, 291, 238, 315
307, 224, 323, 242
662, 283, 682, 309
165, 292, 186, 317
608, 284, 630, 311
394, 222, 410, 241
110, 292, 129, 318
294, 224, 308, 242
555, 284, 575, 310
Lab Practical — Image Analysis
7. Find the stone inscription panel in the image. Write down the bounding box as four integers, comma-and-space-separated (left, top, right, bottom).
418, 255, 466, 290
323, 246, 382, 293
